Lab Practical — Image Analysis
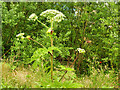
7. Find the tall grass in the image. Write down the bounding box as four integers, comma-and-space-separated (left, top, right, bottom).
1, 61, 118, 88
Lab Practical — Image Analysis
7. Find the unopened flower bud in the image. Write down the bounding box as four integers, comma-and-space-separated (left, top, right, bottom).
26, 35, 31, 39
51, 30, 54, 35
47, 28, 52, 33
86, 40, 92, 43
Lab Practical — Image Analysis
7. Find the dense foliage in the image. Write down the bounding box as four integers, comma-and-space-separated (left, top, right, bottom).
1, 2, 119, 88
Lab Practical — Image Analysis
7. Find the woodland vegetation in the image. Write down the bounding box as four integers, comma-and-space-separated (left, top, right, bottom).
1, 2, 119, 88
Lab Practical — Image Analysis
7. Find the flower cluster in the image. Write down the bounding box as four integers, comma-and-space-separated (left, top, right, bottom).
54, 13, 65, 22
28, 13, 38, 21
16, 33, 24, 37
16, 33, 31, 40
105, 3, 108, 6
40, 9, 66, 23
76, 48, 85, 53
16, 33, 25, 39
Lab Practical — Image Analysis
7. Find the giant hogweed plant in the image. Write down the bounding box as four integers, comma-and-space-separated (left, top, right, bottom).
28, 9, 69, 81
27, 9, 66, 81
14, 9, 86, 82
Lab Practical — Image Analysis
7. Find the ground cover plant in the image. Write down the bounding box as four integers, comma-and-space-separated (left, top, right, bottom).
1, 1, 119, 88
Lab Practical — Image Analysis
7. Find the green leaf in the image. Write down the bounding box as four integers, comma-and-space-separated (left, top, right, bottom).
59, 65, 75, 71
48, 46, 62, 54
65, 31, 71, 37
30, 48, 48, 64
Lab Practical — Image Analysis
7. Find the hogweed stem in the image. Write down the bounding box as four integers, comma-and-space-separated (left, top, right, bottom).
36, 19, 49, 29
50, 20, 54, 82
51, 36, 53, 82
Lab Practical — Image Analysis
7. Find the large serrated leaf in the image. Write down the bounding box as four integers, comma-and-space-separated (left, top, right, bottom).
29, 48, 48, 64
48, 46, 62, 54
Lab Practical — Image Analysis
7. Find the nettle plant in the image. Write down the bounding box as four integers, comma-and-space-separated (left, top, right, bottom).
14, 9, 86, 81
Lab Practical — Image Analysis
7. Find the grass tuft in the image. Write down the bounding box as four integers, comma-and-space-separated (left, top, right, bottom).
1, 62, 118, 88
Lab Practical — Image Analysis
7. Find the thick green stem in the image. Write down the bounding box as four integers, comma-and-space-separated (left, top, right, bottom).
50, 20, 54, 82
37, 19, 49, 29
51, 37, 53, 82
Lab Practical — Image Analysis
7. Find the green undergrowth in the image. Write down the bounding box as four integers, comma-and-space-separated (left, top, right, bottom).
1, 62, 118, 88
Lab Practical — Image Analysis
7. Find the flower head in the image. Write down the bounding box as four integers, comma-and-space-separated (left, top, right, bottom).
16, 33, 25, 39
75, 11, 78, 16
28, 13, 38, 21
40, 9, 66, 23
21, 36, 25, 39
16, 33, 24, 37
105, 3, 108, 6
76, 48, 85, 53
108, 26, 112, 28
17, 38, 19, 40
54, 13, 65, 22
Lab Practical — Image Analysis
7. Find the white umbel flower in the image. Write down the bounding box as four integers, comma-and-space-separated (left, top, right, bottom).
16, 33, 24, 37
40, 9, 66, 23
16, 33, 25, 39
17, 38, 19, 40
108, 26, 112, 28
105, 3, 109, 6
96, 1, 98, 3
21, 36, 25, 39
29, 13, 38, 21
40, 9, 60, 17
76, 48, 85, 53
75, 11, 78, 16
54, 13, 65, 22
